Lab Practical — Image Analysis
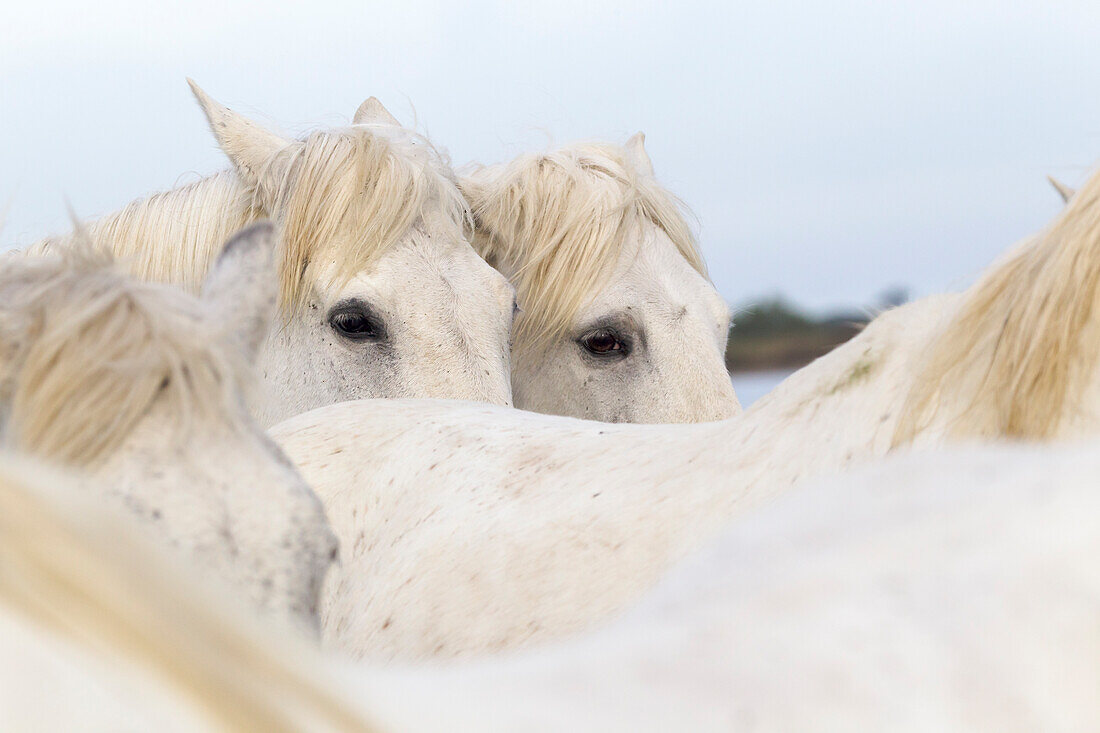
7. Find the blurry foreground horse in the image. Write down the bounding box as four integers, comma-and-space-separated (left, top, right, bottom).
3, 442, 1093, 731
356, 442, 1100, 732
0, 454, 376, 732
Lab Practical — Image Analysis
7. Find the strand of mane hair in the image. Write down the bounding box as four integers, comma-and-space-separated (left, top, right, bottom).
894, 167, 1100, 444
31, 172, 258, 292
30, 126, 467, 319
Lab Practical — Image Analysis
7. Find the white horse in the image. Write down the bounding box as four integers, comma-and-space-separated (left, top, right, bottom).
461, 135, 739, 422
2, 442, 1094, 730
1, 223, 336, 631
31, 82, 514, 425
0, 454, 378, 732
355, 441, 1100, 732
272, 160, 1100, 658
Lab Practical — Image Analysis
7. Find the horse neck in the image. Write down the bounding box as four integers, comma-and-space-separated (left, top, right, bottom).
315, 308, 926, 659
489, 296, 932, 638
665, 295, 955, 524
57, 171, 260, 291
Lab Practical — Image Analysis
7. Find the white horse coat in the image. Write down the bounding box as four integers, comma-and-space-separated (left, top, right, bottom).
3, 443, 1094, 731
352, 442, 1100, 732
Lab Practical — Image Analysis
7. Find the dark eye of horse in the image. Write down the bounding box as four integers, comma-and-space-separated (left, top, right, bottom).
580, 329, 626, 357
329, 309, 381, 341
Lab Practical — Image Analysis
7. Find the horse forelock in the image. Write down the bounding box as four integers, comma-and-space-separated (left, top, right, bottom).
277, 125, 469, 314
461, 141, 707, 354
894, 165, 1100, 444
0, 245, 247, 466
63, 124, 468, 317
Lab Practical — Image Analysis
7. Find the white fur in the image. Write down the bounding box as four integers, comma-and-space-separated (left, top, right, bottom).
4, 442, 1095, 730
353, 441, 1100, 732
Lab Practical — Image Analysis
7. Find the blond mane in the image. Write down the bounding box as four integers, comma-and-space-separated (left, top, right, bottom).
0, 244, 245, 466
894, 166, 1100, 444
38, 124, 467, 314
0, 455, 377, 732
461, 141, 706, 354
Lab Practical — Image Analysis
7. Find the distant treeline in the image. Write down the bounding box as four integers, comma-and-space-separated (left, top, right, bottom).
725, 289, 907, 372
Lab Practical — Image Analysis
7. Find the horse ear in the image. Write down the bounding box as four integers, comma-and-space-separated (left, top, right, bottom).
188, 79, 293, 192
625, 132, 655, 177
353, 97, 400, 126
201, 222, 278, 362
1047, 175, 1076, 204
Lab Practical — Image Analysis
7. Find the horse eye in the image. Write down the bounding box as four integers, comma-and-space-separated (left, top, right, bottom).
580, 329, 626, 357
329, 308, 381, 341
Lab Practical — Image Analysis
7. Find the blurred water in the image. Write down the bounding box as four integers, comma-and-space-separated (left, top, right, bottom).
730, 369, 794, 408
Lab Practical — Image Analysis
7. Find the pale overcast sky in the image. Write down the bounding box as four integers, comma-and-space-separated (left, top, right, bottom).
4, 0, 1100, 312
